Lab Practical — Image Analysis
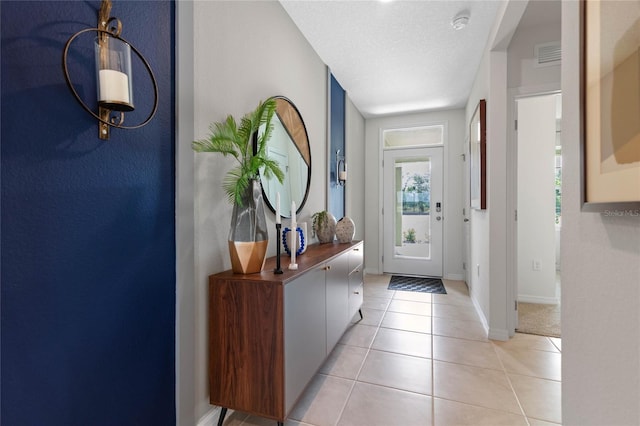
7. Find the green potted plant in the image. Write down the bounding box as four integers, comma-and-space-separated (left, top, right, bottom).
311, 210, 336, 243
192, 99, 284, 273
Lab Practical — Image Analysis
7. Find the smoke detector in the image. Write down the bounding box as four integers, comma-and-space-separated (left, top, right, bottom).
451, 13, 470, 30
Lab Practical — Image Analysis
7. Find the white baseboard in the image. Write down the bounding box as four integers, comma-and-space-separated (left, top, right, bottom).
444, 273, 464, 281
197, 407, 221, 426
364, 267, 380, 276
469, 293, 490, 337
488, 328, 509, 341
517, 294, 559, 305
468, 291, 509, 341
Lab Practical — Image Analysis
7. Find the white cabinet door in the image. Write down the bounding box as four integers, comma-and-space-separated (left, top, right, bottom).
284, 265, 326, 413
325, 252, 350, 354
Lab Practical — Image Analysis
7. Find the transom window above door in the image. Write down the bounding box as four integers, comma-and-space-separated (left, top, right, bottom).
383, 124, 445, 149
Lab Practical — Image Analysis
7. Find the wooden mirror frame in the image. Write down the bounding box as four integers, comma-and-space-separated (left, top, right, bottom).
257, 96, 311, 217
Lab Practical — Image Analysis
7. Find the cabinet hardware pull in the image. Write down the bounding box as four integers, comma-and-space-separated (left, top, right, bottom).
324, 265, 331, 271
355, 269, 360, 272
353, 291, 360, 295
353, 248, 360, 251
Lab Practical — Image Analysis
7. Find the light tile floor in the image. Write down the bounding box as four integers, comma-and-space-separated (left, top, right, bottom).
223, 275, 562, 426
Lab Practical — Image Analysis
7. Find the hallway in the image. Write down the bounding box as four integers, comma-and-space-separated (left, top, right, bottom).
222, 275, 562, 425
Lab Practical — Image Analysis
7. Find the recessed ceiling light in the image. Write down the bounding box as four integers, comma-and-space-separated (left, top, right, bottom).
451, 13, 470, 30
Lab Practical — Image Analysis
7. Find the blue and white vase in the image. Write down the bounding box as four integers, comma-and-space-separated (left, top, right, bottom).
282, 222, 307, 256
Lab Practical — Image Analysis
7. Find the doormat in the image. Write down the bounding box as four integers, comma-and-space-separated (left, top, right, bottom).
516, 302, 561, 338
388, 275, 447, 294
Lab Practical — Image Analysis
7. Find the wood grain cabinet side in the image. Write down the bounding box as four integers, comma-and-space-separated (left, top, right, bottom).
208, 277, 285, 420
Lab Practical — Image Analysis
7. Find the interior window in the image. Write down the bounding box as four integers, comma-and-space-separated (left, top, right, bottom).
383, 125, 444, 148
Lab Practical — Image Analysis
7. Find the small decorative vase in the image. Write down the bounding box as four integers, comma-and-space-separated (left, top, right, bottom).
336, 217, 355, 243
315, 212, 336, 243
290, 222, 307, 254
299, 222, 307, 253
228, 179, 269, 274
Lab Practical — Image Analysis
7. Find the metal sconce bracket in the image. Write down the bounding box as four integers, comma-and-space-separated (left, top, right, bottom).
336, 149, 347, 186
62, 0, 158, 140
98, 0, 116, 140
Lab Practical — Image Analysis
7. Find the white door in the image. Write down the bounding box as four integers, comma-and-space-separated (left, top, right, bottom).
383, 147, 443, 277
516, 94, 559, 301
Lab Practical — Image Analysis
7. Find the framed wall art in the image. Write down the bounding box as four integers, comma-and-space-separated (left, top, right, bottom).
470, 99, 486, 210
581, 0, 640, 213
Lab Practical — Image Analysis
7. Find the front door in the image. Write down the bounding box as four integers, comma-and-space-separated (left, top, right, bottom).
383, 147, 443, 277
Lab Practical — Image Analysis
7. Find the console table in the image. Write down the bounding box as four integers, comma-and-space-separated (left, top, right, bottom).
208, 241, 364, 425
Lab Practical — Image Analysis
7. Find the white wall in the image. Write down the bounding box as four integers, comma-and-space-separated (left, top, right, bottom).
176, 2, 196, 425
364, 109, 465, 280
504, 0, 561, 331
517, 95, 557, 304
562, 2, 640, 424
507, 22, 561, 90
346, 96, 366, 240
188, 1, 331, 422
466, 49, 492, 333
465, 1, 529, 341
465, 49, 511, 340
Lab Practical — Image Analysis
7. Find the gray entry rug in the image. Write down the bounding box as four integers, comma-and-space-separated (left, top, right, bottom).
516, 302, 561, 338
388, 275, 447, 294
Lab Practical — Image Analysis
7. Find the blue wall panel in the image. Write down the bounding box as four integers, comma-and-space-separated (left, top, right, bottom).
1, 1, 176, 424
329, 74, 345, 220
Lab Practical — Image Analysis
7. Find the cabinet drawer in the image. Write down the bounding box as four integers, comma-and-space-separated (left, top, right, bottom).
349, 282, 364, 320
349, 266, 363, 293
348, 245, 363, 273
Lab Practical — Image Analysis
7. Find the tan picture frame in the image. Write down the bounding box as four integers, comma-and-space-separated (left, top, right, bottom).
581, 0, 640, 213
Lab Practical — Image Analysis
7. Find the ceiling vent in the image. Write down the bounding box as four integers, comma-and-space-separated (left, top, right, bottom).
535, 42, 561, 67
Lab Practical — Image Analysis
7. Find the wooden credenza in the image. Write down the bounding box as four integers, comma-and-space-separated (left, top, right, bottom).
208, 241, 364, 423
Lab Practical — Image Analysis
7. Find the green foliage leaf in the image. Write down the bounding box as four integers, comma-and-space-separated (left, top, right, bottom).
193, 98, 283, 206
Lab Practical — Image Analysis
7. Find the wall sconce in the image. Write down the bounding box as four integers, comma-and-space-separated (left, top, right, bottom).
336, 149, 347, 186
62, 0, 158, 140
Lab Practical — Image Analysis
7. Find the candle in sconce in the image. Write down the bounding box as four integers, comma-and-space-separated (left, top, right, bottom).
99, 69, 130, 104
275, 192, 281, 224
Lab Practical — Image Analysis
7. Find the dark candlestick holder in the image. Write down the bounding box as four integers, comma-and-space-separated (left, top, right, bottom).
274, 223, 283, 274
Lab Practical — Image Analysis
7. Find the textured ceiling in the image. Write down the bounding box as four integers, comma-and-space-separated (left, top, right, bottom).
280, 0, 503, 118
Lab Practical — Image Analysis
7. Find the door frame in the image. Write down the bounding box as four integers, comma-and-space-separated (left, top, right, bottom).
463, 135, 471, 287
377, 121, 449, 276
507, 84, 561, 336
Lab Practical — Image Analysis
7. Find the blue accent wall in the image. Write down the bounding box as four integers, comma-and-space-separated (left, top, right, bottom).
1, 1, 176, 424
329, 74, 345, 220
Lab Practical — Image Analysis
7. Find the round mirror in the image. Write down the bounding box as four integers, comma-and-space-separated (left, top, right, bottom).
258, 96, 311, 218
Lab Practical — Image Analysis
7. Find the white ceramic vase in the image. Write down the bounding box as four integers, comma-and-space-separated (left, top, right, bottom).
315, 212, 336, 243
335, 216, 355, 243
